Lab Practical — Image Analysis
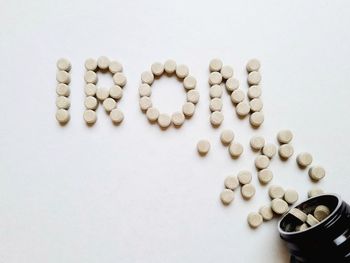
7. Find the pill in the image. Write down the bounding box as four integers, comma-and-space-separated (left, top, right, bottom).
197, 139, 210, 155
84, 96, 98, 110
269, 185, 285, 199
110, 108, 124, 124
296, 223, 309, 232
84, 83, 97, 96
139, 96, 152, 111
237, 170, 252, 185
56, 109, 70, 123
84, 70, 97, 84
208, 72, 222, 85
231, 90, 245, 103
255, 155, 270, 170
139, 83, 152, 97
109, 85, 123, 100
314, 205, 330, 221
258, 169, 273, 184
56, 58, 71, 71
284, 189, 299, 204
103, 98, 117, 112
220, 129, 234, 145
247, 212, 263, 228
250, 136, 265, 150
151, 62, 164, 76
182, 102, 195, 117
96, 88, 110, 101
83, 109, 97, 124
209, 58, 223, 72
271, 198, 289, 215
56, 96, 70, 109
85, 58, 98, 71
308, 188, 324, 198
242, 184, 256, 199
259, 205, 274, 221
141, 71, 154, 85
224, 175, 239, 190
146, 107, 159, 122
183, 75, 197, 90
109, 60, 123, 73
220, 189, 234, 205
220, 65, 233, 79
210, 111, 224, 126
279, 144, 294, 159
246, 59, 261, 72
247, 71, 261, 85
97, 56, 110, 70
297, 152, 313, 168
113, 72, 127, 87
262, 143, 277, 158
171, 112, 185, 126
186, 90, 199, 104
308, 166, 325, 181
226, 77, 239, 92
209, 98, 223, 112
247, 85, 262, 99
249, 98, 263, 112
277, 130, 293, 144
289, 208, 307, 222
306, 214, 319, 226
229, 142, 243, 158
250, 112, 264, 127
175, 64, 189, 79
56, 83, 70, 96
236, 102, 250, 117
56, 70, 71, 84
209, 84, 223, 98
157, 113, 171, 128
164, 59, 177, 74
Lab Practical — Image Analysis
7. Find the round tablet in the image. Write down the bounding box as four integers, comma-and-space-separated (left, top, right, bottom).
220, 189, 234, 205
237, 170, 252, 185
255, 155, 270, 170
284, 189, 299, 204
164, 59, 177, 74
56, 83, 70, 96
56, 58, 71, 71
224, 175, 239, 190
110, 108, 124, 124
141, 71, 154, 85
258, 169, 273, 184
296, 223, 309, 232
83, 109, 97, 124
197, 140, 210, 155
247, 71, 261, 85
96, 88, 110, 101
97, 56, 110, 70
229, 142, 243, 158
250, 112, 264, 127
182, 102, 195, 117
220, 65, 233, 79
231, 89, 245, 104
109, 60, 123, 73
139, 83, 152, 97
85, 58, 97, 71
109, 85, 123, 100
268, 185, 285, 199
84, 96, 98, 110
56, 70, 71, 84
249, 98, 263, 112
209, 98, 223, 112
157, 113, 171, 128
289, 208, 307, 222
171, 112, 185, 126
84, 70, 97, 84
103, 98, 117, 112
279, 144, 294, 159
297, 152, 313, 168
56, 96, 70, 109
247, 212, 263, 228
314, 205, 330, 221
262, 143, 277, 159
246, 59, 261, 72
306, 214, 319, 226
208, 72, 222, 85
308, 188, 324, 198
113, 72, 127, 87
210, 111, 224, 126
151, 62, 164, 76
271, 198, 289, 215
236, 102, 250, 117
139, 96, 152, 111
146, 107, 159, 122
277, 130, 293, 144
247, 85, 262, 99
220, 129, 234, 145
209, 58, 223, 72
209, 84, 223, 98
259, 205, 274, 221
84, 83, 97, 96
225, 77, 239, 92
250, 136, 265, 151
183, 75, 197, 90
175, 64, 189, 79
56, 109, 70, 123
308, 166, 325, 181
186, 90, 199, 104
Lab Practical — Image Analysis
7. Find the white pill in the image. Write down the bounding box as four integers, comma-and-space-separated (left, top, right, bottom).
242, 184, 255, 199
109, 85, 123, 100
56, 70, 71, 84
183, 75, 197, 90
96, 88, 110, 101
139, 96, 152, 111
231, 89, 245, 103
209, 98, 223, 112
110, 108, 124, 124
157, 113, 171, 128
250, 136, 265, 151
141, 71, 154, 85
250, 111, 264, 127
296, 223, 309, 232
250, 98, 263, 112
247, 212, 263, 228
182, 102, 195, 117
197, 139, 210, 155
246, 59, 261, 72
186, 90, 199, 104
262, 143, 277, 159
84, 96, 98, 110
306, 214, 319, 226
146, 107, 159, 122
258, 169, 273, 184
297, 152, 313, 168
209, 58, 223, 72
113, 72, 127, 87
85, 58, 97, 71
151, 62, 164, 76
271, 198, 289, 215
210, 111, 224, 126
248, 85, 262, 99
226, 77, 239, 92
208, 72, 222, 85
289, 208, 308, 222
97, 56, 110, 70
308, 166, 326, 181
269, 185, 285, 199
220, 189, 234, 205
84, 70, 97, 84
237, 170, 252, 185
247, 71, 261, 85
259, 205, 274, 221
279, 144, 294, 159
84, 83, 97, 96
220, 129, 234, 145
171, 112, 185, 126
83, 109, 97, 124
255, 155, 270, 170
164, 59, 177, 74
139, 83, 152, 97
220, 65, 233, 79
277, 130, 293, 144
314, 205, 330, 221
56, 58, 71, 71
56, 96, 70, 109
284, 189, 299, 204
224, 175, 239, 190
56, 83, 70, 96
209, 84, 223, 98
236, 102, 250, 117
308, 188, 324, 198
103, 98, 117, 112
109, 60, 123, 73
229, 142, 243, 158
175, 64, 189, 79
56, 109, 70, 123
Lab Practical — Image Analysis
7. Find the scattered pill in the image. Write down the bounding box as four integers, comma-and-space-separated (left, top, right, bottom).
277, 130, 293, 144
296, 223, 309, 231
262, 143, 277, 159
249, 98, 263, 112
56, 109, 70, 123
103, 98, 117, 112
259, 205, 274, 221
139, 83, 152, 97
220, 65, 233, 79
210, 111, 224, 126
220, 129, 235, 145
97, 56, 110, 70
220, 189, 234, 205
246, 59, 260, 72
314, 205, 330, 221
229, 142, 243, 158
157, 113, 171, 128
271, 198, 289, 215
209, 98, 223, 112
308, 166, 326, 181
146, 107, 159, 122
247, 71, 261, 85
84, 96, 98, 110
83, 109, 97, 124
284, 189, 299, 204
308, 188, 324, 198
56, 58, 71, 71
250, 136, 265, 151
56, 96, 70, 109
109, 60, 123, 73
306, 214, 319, 226
175, 64, 189, 79
208, 72, 222, 85
197, 140, 210, 155
250, 111, 264, 127
56, 83, 70, 96
269, 185, 285, 199
247, 212, 263, 228
231, 90, 245, 103
57, 70, 71, 84
85, 58, 98, 71
226, 77, 239, 92
224, 175, 239, 190
182, 102, 195, 117
171, 112, 185, 126
110, 108, 124, 124
139, 96, 152, 111
186, 90, 199, 104
289, 208, 307, 222
84, 83, 97, 96
141, 71, 154, 85
258, 169, 273, 184
109, 85, 123, 100
209, 84, 223, 98
255, 155, 270, 170
96, 88, 110, 101
164, 59, 177, 74
236, 102, 250, 117
279, 144, 294, 159
237, 170, 252, 185
247, 85, 262, 99
113, 72, 127, 87
241, 184, 256, 199
297, 152, 313, 168
209, 58, 223, 72
151, 62, 164, 76
84, 70, 97, 84
183, 75, 197, 90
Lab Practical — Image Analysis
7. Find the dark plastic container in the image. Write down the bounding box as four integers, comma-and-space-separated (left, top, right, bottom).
278, 194, 350, 263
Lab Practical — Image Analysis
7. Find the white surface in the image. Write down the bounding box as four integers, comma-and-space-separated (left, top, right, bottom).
1, 0, 350, 262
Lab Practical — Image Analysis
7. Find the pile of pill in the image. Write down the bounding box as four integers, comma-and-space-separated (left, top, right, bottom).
55, 58, 71, 124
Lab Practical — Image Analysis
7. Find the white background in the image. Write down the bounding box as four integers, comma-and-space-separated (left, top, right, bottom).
1, 0, 350, 262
